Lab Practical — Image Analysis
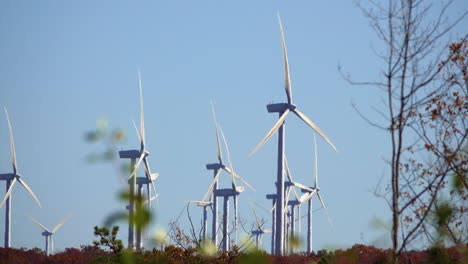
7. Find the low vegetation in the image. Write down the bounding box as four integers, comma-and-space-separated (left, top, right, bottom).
1, 243, 467, 264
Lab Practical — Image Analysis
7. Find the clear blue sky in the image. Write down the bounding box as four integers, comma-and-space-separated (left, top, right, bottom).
0, 0, 466, 252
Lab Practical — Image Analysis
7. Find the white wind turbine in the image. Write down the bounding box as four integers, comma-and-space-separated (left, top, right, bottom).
204, 127, 253, 251
184, 200, 212, 242
250, 208, 272, 250
204, 106, 254, 249
0, 108, 41, 248
118, 71, 159, 250
30, 215, 72, 256
249, 14, 337, 256
300, 134, 332, 253
204, 103, 224, 247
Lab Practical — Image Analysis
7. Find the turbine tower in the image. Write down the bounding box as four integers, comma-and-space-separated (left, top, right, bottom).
30, 215, 72, 256
265, 193, 276, 254
204, 127, 253, 251
283, 156, 314, 250
119, 71, 158, 250
205, 103, 224, 246
300, 135, 332, 253
0, 108, 41, 248
249, 15, 337, 256
204, 105, 253, 248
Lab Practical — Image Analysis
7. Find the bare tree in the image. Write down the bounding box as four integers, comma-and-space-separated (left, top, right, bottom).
342, 0, 467, 258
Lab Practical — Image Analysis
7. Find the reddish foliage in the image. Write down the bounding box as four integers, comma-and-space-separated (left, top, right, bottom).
0, 243, 466, 263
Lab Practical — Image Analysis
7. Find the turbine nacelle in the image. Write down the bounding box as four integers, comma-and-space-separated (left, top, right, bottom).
119, 149, 150, 159
266, 103, 296, 113
185, 200, 212, 207
251, 229, 271, 235
0, 173, 17, 181
42, 231, 53, 236
119, 150, 140, 159
206, 163, 223, 170
214, 188, 242, 197
300, 187, 319, 193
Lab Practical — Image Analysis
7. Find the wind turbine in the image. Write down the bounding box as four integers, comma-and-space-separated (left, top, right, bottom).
0, 108, 41, 248
283, 157, 314, 243
204, 105, 253, 248
126, 193, 159, 249
185, 200, 212, 242
250, 208, 272, 249
131, 121, 160, 250
204, 103, 224, 247
30, 215, 72, 256
249, 15, 337, 256
118, 71, 158, 250
204, 127, 253, 251
300, 134, 332, 253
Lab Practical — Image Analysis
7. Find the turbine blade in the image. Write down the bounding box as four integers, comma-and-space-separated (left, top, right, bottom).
210, 102, 223, 164
132, 120, 141, 143
4, 108, 18, 174
146, 181, 152, 219
284, 186, 292, 210
223, 166, 254, 191
317, 192, 333, 227
185, 200, 211, 206
138, 70, 146, 149
144, 195, 158, 206
151, 173, 160, 181
128, 151, 145, 180
303, 191, 315, 203
293, 181, 314, 193
284, 157, 293, 182
0, 177, 17, 208
52, 214, 72, 233
284, 157, 299, 200
298, 193, 310, 204
143, 158, 157, 198
202, 169, 222, 201
17, 178, 41, 208
252, 207, 261, 229
252, 200, 271, 215
264, 229, 272, 233
270, 201, 276, 213
277, 13, 293, 105
249, 109, 290, 157
313, 134, 318, 188
219, 127, 237, 189
29, 216, 50, 233
292, 109, 337, 152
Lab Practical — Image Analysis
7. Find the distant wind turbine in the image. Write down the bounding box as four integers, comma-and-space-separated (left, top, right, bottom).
0, 108, 41, 248
204, 103, 224, 247
204, 105, 254, 248
250, 208, 272, 249
185, 200, 212, 241
249, 14, 337, 256
205, 127, 253, 251
118, 71, 158, 250
30, 215, 72, 256
300, 134, 332, 253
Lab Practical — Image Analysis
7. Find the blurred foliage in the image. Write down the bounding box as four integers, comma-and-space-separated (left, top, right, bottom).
84, 117, 127, 174
103, 191, 152, 233
1, 243, 467, 263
